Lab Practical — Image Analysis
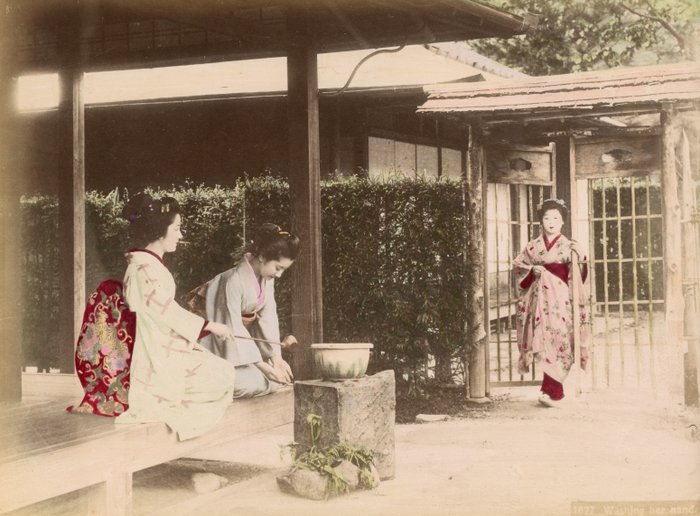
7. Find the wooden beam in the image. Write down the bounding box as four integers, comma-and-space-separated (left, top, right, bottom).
321, 0, 370, 48
434, 0, 533, 33
368, 127, 466, 151
465, 123, 487, 398
475, 104, 695, 126
540, 126, 663, 139
102, 0, 237, 37
56, 21, 86, 374
661, 104, 684, 347
0, 5, 23, 402
287, 8, 322, 380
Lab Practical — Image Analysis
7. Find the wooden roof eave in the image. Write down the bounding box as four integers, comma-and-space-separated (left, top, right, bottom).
418, 62, 700, 128
430, 101, 699, 126
8, 0, 537, 72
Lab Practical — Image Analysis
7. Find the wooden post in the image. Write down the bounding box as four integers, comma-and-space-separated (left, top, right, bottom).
682, 15, 700, 406
0, 4, 23, 401
56, 20, 86, 374
680, 126, 700, 405
465, 124, 487, 398
287, 9, 323, 379
87, 468, 133, 516
661, 105, 684, 347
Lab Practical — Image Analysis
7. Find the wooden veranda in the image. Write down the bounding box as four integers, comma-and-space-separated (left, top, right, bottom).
0, 1, 536, 396
419, 61, 700, 400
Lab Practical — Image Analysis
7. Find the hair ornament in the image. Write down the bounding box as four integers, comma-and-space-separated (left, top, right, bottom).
278, 230, 290, 236
160, 203, 170, 213
128, 212, 140, 223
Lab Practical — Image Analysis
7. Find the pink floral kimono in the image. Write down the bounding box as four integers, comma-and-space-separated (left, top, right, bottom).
513, 233, 590, 384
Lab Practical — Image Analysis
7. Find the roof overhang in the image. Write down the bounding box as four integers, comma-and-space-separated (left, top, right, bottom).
5, 0, 538, 72
418, 62, 700, 125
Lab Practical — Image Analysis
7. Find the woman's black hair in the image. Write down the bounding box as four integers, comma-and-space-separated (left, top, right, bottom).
250, 223, 300, 261
122, 193, 181, 248
537, 198, 568, 223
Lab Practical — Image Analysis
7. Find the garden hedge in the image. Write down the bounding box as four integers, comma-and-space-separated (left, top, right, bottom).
21, 176, 468, 388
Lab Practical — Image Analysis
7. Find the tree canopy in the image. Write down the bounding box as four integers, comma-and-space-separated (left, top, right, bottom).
471, 0, 700, 76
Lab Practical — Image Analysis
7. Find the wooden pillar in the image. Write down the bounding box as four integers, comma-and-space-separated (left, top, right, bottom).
0, 5, 23, 401
287, 9, 322, 379
661, 104, 684, 345
56, 20, 86, 374
682, 12, 700, 406
680, 126, 700, 405
464, 124, 487, 398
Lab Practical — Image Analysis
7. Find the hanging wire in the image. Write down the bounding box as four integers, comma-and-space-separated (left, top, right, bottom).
320, 44, 406, 96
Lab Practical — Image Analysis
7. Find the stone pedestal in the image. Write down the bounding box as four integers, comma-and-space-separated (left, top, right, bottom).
294, 370, 395, 479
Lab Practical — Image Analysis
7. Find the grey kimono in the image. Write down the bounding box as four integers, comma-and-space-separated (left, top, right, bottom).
201, 254, 283, 397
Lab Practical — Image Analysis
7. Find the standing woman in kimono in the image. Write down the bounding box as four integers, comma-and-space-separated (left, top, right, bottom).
513, 198, 590, 407
116, 194, 236, 440
202, 223, 300, 398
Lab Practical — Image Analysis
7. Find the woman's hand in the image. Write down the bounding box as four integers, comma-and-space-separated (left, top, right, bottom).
532, 265, 545, 277
270, 354, 293, 382
255, 360, 292, 385
281, 334, 298, 352
205, 321, 234, 341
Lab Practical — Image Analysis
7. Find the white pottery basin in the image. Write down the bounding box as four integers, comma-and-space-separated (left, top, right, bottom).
311, 343, 374, 380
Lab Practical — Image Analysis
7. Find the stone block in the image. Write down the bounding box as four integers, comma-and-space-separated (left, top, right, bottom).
280, 469, 327, 500
294, 369, 396, 479
415, 414, 449, 423
334, 459, 360, 489
190, 472, 228, 494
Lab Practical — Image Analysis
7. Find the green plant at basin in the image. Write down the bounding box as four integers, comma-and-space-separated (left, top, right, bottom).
283, 413, 377, 497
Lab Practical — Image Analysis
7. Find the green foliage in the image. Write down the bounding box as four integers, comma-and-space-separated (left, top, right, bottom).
473, 0, 699, 75
85, 188, 128, 292
322, 176, 467, 386
21, 177, 468, 387
283, 414, 377, 497
21, 195, 60, 369
307, 413, 322, 447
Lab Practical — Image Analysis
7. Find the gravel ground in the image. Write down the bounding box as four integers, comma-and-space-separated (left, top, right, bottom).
12, 386, 699, 516
166, 386, 700, 516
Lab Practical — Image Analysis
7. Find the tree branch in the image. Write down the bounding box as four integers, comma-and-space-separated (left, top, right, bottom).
620, 2, 686, 50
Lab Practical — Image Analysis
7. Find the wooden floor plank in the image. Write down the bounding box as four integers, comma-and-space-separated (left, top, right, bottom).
0, 398, 124, 462
0, 388, 294, 514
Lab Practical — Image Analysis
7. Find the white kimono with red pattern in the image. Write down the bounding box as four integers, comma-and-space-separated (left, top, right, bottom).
513, 234, 590, 383
115, 250, 235, 440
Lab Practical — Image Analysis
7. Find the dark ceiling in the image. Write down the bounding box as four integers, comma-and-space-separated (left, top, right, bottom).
5, 0, 536, 71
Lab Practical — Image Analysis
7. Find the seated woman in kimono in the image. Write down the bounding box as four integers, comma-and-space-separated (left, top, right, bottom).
115, 193, 237, 440
513, 198, 590, 407
201, 223, 300, 398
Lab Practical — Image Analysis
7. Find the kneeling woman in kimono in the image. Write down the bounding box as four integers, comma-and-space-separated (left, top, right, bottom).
116, 194, 237, 440
202, 223, 300, 398
513, 198, 590, 407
